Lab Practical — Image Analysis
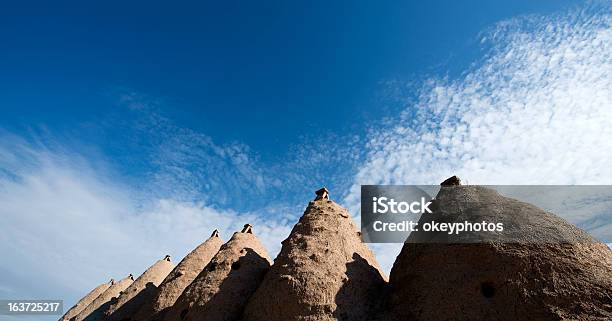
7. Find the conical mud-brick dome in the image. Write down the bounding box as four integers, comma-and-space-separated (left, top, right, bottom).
105, 255, 174, 321
163, 225, 271, 321
60, 279, 113, 321
243, 188, 387, 321
389, 177, 612, 321
73, 274, 134, 321
132, 230, 224, 321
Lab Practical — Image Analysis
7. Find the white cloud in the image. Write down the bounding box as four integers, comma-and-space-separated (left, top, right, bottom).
116, 92, 272, 207
346, 6, 612, 272
114, 93, 360, 211
0, 133, 292, 320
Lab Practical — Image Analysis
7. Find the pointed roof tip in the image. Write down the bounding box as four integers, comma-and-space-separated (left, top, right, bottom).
314, 187, 330, 201
211, 229, 220, 238
163, 254, 171, 262
241, 224, 253, 234
441, 175, 462, 186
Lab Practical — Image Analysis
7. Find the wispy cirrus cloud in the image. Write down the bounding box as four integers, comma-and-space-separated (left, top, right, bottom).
115, 92, 271, 207
112, 92, 361, 211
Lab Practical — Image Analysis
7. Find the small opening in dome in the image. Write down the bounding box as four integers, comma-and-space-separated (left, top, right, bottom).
481, 282, 495, 298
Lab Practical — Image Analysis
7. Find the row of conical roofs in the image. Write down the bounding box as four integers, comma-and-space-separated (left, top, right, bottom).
61, 179, 612, 321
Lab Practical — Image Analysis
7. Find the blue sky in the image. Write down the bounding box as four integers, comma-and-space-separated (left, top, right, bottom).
1, 1, 578, 155
1, 1, 611, 320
